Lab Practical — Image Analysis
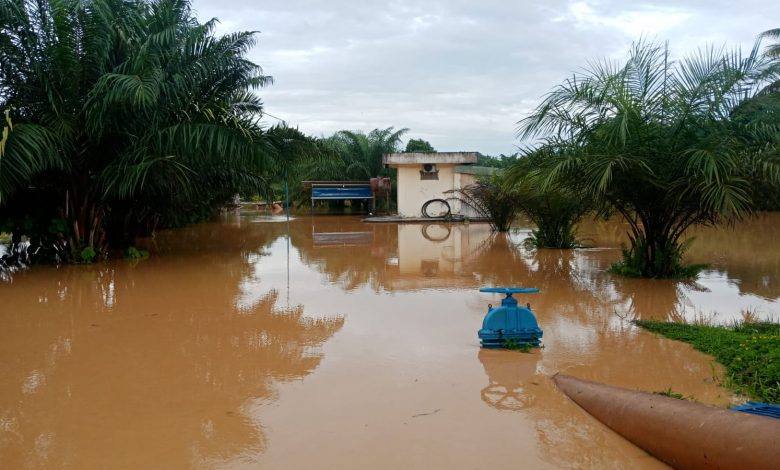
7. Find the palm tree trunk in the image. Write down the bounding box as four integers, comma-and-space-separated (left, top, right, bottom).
65, 180, 106, 260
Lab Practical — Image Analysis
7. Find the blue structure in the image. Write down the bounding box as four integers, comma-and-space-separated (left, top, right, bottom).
307, 181, 375, 213
311, 185, 373, 200
733, 402, 780, 419
478, 287, 543, 348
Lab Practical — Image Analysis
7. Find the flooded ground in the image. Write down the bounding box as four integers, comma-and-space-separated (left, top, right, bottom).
1, 212, 778, 468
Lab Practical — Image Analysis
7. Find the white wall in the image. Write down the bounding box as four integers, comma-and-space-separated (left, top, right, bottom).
396, 164, 457, 217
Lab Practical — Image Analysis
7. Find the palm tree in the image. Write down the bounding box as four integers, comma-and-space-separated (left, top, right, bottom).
506, 147, 590, 248
760, 28, 780, 94
328, 127, 408, 180
264, 124, 337, 208
0, 0, 275, 260
518, 41, 780, 278
762, 28, 780, 59
446, 173, 520, 232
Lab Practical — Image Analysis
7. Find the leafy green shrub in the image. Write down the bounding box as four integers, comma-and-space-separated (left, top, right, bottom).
80, 247, 97, 263
506, 148, 590, 248
520, 188, 587, 249
610, 237, 707, 279
446, 174, 520, 232
124, 246, 149, 260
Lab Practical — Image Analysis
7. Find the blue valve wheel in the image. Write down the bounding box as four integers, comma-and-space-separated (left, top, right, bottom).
479, 287, 539, 294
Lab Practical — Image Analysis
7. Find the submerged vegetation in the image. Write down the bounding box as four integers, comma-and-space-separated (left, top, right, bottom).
636, 320, 780, 403
446, 174, 519, 232
503, 338, 535, 352
653, 387, 689, 400
507, 148, 589, 248
515, 38, 780, 277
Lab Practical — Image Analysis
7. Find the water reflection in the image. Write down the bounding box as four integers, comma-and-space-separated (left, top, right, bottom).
2, 212, 779, 468
0, 219, 343, 468
582, 213, 780, 303
478, 349, 539, 411
477, 348, 668, 468
290, 216, 780, 322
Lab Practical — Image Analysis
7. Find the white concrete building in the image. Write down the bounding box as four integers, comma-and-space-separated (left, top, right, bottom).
382, 152, 496, 218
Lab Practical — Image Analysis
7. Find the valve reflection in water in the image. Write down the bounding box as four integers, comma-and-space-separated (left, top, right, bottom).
478, 349, 540, 411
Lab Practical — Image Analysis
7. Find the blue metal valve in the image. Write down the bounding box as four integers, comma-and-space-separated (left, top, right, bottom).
478, 287, 543, 348
479, 287, 539, 295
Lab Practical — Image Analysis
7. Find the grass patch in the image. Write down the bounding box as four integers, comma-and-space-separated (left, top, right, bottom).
635, 320, 780, 403
609, 260, 707, 279
653, 387, 690, 400
503, 338, 535, 352
608, 238, 707, 279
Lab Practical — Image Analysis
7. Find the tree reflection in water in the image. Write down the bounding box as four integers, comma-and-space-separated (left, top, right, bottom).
291, 216, 780, 323
0, 217, 343, 468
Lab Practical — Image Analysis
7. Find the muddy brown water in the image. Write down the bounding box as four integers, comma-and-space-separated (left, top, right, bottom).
1, 212, 778, 468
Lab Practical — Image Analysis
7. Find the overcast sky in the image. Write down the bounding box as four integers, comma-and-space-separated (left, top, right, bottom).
192, 1, 779, 155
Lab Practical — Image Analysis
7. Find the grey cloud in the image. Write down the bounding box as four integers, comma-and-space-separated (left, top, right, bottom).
193, 0, 780, 154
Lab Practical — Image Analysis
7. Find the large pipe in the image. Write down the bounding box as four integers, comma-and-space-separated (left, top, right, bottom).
553, 374, 779, 469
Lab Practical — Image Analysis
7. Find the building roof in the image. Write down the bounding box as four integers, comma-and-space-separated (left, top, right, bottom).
454, 165, 498, 176
383, 152, 480, 166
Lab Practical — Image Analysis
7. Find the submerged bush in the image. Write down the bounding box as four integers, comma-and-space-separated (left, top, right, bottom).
79, 247, 96, 264
125, 246, 150, 260
523, 196, 583, 249
519, 189, 586, 249
506, 148, 590, 248
446, 174, 520, 232
610, 237, 707, 279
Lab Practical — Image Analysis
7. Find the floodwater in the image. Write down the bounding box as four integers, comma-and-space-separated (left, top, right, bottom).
1, 212, 778, 469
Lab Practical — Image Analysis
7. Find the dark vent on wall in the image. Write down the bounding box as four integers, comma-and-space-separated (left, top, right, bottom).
420, 163, 439, 180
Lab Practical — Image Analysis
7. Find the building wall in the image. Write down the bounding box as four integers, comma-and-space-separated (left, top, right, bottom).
396, 164, 457, 217
454, 173, 482, 218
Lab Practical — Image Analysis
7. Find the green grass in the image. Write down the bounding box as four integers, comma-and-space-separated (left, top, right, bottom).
636, 320, 780, 403
608, 239, 708, 279
653, 387, 689, 400
503, 338, 535, 352
609, 261, 707, 279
